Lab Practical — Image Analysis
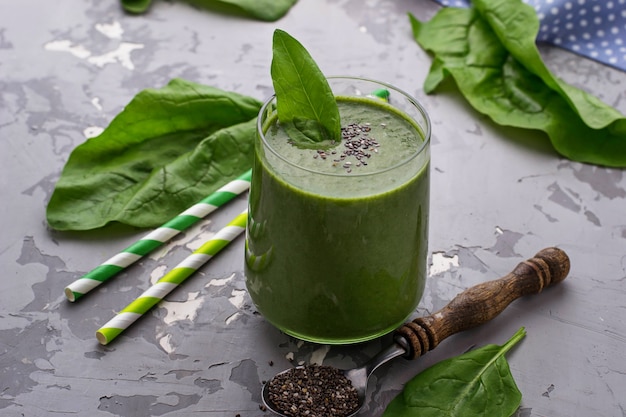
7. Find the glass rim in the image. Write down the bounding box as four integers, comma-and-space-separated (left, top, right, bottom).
257, 76, 431, 178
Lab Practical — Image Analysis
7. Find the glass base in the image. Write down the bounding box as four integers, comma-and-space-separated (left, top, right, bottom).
265, 316, 410, 345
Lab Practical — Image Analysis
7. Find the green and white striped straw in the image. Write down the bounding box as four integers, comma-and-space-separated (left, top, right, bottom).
96, 210, 248, 345
64, 170, 252, 302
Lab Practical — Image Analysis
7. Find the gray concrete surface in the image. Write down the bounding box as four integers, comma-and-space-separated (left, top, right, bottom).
1, 0, 625, 416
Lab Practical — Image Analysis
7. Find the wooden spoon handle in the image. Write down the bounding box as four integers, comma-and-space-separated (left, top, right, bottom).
395, 247, 570, 359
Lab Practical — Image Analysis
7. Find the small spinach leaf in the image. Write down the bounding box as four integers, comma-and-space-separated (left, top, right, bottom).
46, 79, 261, 231
282, 118, 334, 149
383, 327, 526, 417
271, 29, 341, 146
409, 0, 626, 167
121, 0, 297, 22
121, 0, 152, 14
191, 0, 298, 22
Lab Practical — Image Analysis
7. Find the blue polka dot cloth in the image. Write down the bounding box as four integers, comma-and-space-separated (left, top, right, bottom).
432, 0, 626, 72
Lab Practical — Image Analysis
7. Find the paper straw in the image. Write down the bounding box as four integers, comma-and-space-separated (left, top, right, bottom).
95, 210, 248, 345
64, 170, 252, 302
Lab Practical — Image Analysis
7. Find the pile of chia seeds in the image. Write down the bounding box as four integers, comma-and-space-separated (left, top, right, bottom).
312, 122, 381, 173
266, 365, 359, 417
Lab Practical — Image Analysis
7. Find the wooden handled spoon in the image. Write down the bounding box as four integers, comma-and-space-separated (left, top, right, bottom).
262, 247, 570, 417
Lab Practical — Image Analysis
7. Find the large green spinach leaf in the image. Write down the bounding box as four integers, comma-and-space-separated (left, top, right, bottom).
383, 327, 526, 417
121, 0, 298, 22
46, 78, 261, 231
473, 0, 623, 130
271, 29, 341, 146
409, 0, 626, 167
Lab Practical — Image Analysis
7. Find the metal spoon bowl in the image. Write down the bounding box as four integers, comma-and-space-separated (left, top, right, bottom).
262, 338, 408, 416
261, 247, 570, 417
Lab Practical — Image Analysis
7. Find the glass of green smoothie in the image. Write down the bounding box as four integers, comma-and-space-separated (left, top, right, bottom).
245, 77, 430, 344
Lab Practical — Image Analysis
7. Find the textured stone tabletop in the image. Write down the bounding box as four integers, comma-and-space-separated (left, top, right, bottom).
1, 0, 625, 416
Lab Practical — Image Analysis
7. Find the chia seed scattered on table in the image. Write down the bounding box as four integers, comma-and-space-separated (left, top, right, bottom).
266, 365, 359, 417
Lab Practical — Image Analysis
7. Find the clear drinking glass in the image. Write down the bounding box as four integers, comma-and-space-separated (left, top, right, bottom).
245, 77, 431, 344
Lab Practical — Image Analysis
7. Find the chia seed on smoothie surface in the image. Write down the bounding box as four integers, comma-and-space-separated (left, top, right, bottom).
308, 122, 383, 173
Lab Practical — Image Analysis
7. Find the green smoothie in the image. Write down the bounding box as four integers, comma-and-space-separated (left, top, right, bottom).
245, 92, 430, 344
